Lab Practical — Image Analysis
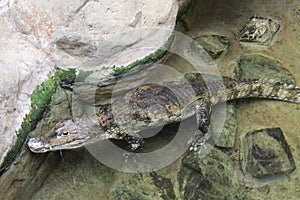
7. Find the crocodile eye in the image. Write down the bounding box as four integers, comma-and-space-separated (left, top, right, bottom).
62, 131, 69, 136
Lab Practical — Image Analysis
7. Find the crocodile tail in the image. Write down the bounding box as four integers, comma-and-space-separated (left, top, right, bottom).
224, 79, 300, 103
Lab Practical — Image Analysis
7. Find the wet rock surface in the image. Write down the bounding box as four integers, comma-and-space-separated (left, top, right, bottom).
241, 128, 295, 178
0, 150, 60, 200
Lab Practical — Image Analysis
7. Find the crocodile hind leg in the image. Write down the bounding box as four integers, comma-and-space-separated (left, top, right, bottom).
195, 98, 212, 133
103, 126, 145, 152
190, 98, 215, 152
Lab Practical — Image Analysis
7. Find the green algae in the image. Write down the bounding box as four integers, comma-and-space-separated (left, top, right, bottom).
112, 34, 174, 76
175, 0, 196, 31
56, 68, 93, 89
57, 68, 76, 87
0, 74, 57, 175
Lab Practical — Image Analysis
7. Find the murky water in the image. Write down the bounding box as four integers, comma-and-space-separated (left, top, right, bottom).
33, 0, 300, 199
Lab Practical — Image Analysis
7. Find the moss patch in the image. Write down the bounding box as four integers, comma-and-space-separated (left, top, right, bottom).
56, 68, 76, 87
112, 34, 174, 76
176, 0, 193, 22
0, 75, 57, 174
175, 0, 196, 31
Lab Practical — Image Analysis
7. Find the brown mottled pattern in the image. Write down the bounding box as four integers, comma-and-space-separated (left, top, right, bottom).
27, 78, 300, 152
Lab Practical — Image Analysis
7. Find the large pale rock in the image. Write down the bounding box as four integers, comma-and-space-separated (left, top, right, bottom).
0, 12, 54, 166
10, 0, 178, 75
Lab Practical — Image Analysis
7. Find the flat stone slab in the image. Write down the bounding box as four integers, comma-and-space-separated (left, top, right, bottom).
240, 127, 295, 178
239, 16, 280, 45
194, 35, 229, 59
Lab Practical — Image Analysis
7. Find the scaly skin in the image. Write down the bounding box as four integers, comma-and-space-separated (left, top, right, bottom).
27, 78, 300, 153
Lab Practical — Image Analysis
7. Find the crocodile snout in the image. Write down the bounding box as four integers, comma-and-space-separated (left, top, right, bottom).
27, 138, 46, 153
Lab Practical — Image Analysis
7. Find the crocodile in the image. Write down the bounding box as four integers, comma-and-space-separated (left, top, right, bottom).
27, 77, 300, 153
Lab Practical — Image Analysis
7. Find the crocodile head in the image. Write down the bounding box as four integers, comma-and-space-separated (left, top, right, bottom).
27, 118, 95, 153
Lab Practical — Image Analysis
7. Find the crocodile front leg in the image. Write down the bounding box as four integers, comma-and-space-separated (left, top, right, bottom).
97, 105, 145, 152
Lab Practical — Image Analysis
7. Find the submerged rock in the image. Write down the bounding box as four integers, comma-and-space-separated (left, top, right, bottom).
112, 171, 176, 200
232, 54, 295, 84
149, 172, 176, 200
181, 148, 241, 199
239, 16, 280, 45
113, 187, 153, 200
194, 35, 229, 59
240, 128, 295, 178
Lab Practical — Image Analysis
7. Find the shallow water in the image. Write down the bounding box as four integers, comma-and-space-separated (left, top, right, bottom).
33, 0, 300, 199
